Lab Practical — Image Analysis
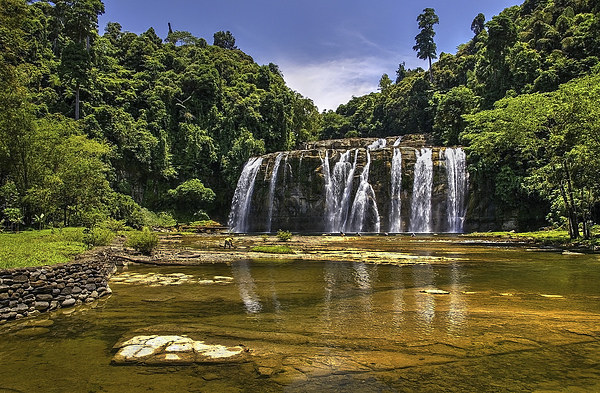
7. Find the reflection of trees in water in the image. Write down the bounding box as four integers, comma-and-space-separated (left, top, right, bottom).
231, 260, 262, 314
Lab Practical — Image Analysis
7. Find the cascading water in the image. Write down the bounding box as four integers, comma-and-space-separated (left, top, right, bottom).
228, 157, 263, 233
389, 148, 402, 232
228, 137, 470, 233
444, 147, 468, 233
347, 149, 381, 233
322, 150, 359, 232
367, 138, 387, 150
409, 148, 433, 233
266, 153, 284, 233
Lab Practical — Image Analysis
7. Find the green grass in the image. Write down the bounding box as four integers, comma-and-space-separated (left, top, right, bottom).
0, 228, 89, 270
467, 229, 572, 244
250, 245, 295, 254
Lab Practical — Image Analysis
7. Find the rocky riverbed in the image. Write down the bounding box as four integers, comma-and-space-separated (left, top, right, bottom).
112, 233, 524, 266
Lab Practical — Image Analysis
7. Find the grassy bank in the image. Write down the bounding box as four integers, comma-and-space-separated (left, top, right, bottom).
467, 229, 599, 248
0, 228, 93, 270
250, 245, 295, 254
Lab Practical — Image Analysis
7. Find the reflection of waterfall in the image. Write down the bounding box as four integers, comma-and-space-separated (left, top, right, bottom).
391, 266, 405, 328
347, 150, 380, 233
231, 260, 262, 314
320, 262, 375, 336
352, 262, 372, 291
266, 153, 284, 233
444, 148, 468, 233
389, 148, 402, 232
412, 264, 436, 332
322, 150, 358, 232
447, 262, 466, 334
228, 157, 263, 233
409, 148, 433, 233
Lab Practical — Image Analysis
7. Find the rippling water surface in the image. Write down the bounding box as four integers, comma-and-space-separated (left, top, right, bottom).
1, 237, 600, 392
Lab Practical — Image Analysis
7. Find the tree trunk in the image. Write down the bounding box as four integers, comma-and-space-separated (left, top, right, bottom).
75, 83, 80, 120
428, 56, 433, 83
563, 162, 579, 239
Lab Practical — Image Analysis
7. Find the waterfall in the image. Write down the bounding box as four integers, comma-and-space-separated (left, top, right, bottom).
323, 150, 358, 232
347, 149, 381, 233
367, 138, 387, 150
444, 147, 468, 233
228, 157, 263, 233
389, 148, 402, 232
409, 148, 433, 233
266, 153, 284, 233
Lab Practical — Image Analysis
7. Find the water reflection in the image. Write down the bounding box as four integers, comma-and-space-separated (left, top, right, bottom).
230, 258, 470, 336
391, 266, 405, 328
412, 263, 436, 333
231, 260, 262, 314
447, 262, 467, 334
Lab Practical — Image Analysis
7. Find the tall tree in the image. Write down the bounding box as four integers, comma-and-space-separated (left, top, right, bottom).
213, 30, 237, 49
471, 13, 486, 36
413, 8, 439, 83
55, 0, 105, 119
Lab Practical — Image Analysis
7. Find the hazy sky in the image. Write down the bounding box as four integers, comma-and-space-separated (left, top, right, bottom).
98, 0, 522, 111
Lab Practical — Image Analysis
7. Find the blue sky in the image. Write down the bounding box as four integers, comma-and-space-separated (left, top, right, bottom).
98, 0, 522, 111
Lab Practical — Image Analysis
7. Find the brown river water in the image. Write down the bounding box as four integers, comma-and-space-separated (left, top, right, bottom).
1, 236, 599, 392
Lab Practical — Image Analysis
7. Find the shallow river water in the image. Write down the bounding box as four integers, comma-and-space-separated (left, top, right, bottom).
1, 237, 600, 392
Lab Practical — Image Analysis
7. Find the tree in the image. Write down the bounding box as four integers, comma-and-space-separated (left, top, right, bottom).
413, 8, 439, 83
433, 86, 479, 145
55, 0, 105, 119
471, 13, 486, 36
213, 30, 237, 49
378, 73, 392, 93
395, 62, 407, 83
168, 178, 216, 219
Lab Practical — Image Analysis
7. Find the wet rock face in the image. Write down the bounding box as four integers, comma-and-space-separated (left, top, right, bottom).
233, 136, 469, 233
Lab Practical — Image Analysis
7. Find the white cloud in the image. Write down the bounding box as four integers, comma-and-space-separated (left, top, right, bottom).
278, 56, 420, 111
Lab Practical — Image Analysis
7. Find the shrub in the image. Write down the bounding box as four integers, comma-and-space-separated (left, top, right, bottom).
126, 227, 159, 255
83, 226, 115, 248
251, 245, 294, 254
99, 218, 126, 233
139, 209, 177, 228
55, 227, 85, 243
277, 229, 292, 242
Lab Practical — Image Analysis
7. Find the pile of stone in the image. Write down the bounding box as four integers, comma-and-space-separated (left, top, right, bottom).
0, 256, 115, 322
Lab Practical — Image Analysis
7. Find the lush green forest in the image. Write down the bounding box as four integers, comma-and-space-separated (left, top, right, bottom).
324, 0, 600, 237
0, 0, 321, 228
0, 0, 599, 238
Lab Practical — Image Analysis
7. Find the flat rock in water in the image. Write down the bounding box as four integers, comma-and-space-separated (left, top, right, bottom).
421, 289, 450, 295
14, 327, 50, 337
112, 335, 246, 365
562, 250, 584, 255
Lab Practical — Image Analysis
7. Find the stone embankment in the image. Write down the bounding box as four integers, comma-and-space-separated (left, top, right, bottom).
0, 249, 116, 323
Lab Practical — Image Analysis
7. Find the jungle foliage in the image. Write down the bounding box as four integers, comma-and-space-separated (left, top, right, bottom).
0, 0, 321, 229
323, 0, 600, 235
